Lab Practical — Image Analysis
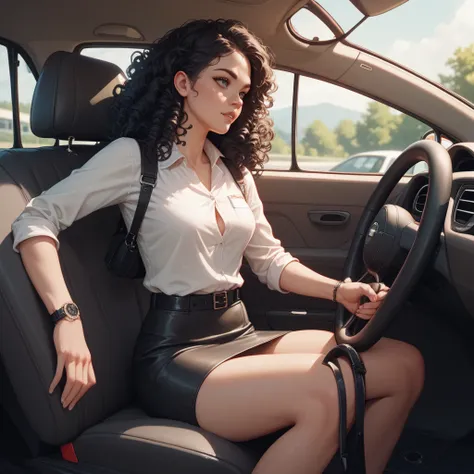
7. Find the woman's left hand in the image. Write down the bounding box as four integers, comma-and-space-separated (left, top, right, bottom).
336, 277, 389, 320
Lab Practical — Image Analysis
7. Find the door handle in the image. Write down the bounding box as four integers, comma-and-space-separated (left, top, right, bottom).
308, 210, 350, 226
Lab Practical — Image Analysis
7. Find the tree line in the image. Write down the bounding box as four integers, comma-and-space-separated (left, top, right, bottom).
0, 101, 30, 113
271, 103, 428, 158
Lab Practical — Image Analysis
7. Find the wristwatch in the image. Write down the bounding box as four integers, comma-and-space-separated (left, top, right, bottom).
50, 302, 81, 324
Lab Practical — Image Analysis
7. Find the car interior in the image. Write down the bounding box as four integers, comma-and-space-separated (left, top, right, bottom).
3, 1, 474, 473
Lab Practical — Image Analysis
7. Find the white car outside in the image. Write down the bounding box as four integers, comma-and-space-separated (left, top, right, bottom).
330, 150, 429, 175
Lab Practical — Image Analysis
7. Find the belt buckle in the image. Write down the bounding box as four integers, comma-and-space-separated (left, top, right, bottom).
213, 291, 228, 310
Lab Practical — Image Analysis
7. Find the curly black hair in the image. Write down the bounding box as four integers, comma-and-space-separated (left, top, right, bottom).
110, 18, 277, 181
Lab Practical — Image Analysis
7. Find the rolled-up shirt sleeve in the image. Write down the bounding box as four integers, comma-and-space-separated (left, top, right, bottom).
11, 137, 137, 253
242, 168, 299, 293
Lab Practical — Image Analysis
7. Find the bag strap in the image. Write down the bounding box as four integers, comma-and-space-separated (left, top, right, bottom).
323, 343, 367, 474
325, 357, 349, 470
123, 148, 245, 251
124, 141, 158, 249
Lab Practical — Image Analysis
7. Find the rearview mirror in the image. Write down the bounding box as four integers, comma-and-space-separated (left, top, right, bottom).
349, 0, 409, 17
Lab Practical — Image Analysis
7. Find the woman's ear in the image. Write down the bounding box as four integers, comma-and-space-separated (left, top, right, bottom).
174, 71, 190, 97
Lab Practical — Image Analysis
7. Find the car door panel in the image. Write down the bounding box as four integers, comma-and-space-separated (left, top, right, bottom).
242, 171, 408, 331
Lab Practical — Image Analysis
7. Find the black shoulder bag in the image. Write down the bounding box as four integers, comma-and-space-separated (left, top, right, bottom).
105, 141, 157, 279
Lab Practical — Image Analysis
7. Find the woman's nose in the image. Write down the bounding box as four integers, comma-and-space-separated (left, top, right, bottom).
231, 94, 243, 108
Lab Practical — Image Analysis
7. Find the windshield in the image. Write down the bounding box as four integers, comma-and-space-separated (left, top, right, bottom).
315, 0, 474, 106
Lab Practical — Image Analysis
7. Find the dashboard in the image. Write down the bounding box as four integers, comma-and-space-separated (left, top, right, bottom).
398, 142, 474, 316
403, 143, 474, 228
451, 146, 474, 172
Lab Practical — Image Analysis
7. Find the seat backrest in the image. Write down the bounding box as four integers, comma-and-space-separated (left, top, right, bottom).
0, 51, 150, 447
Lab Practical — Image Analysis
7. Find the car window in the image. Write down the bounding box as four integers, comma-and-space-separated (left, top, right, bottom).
365, 156, 384, 172
386, 157, 396, 168
80, 47, 294, 170
0, 44, 54, 149
332, 155, 384, 173
81, 47, 141, 75
0, 45, 13, 149
331, 157, 359, 172
296, 75, 430, 175
79, 47, 432, 177
407, 161, 429, 175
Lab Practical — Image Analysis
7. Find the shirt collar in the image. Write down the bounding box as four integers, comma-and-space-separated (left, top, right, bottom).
158, 138, 224, 170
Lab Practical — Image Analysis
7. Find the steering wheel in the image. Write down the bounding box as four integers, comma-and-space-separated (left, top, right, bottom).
335, 140, 452, 351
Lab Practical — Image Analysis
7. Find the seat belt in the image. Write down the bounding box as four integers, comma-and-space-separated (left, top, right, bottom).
323, 343, 367, 474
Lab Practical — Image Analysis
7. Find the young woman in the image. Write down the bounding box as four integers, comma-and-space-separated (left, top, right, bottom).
12, 19, 424, 474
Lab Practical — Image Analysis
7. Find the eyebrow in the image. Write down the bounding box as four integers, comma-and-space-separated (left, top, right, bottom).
214, 68, 251, 89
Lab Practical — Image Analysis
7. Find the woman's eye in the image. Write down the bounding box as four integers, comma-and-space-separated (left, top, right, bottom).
215, 77, 247, 100
215, 77, 229, 88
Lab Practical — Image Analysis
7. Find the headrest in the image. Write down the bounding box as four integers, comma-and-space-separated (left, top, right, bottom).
31, 51, 126, 141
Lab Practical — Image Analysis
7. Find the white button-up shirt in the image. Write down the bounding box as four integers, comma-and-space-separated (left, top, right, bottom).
12, 137, 298, 296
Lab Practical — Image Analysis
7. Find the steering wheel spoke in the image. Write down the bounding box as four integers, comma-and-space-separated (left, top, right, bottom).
400, 221, 419, 251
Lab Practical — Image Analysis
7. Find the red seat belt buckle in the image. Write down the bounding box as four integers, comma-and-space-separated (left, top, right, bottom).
61, 443, 78, 463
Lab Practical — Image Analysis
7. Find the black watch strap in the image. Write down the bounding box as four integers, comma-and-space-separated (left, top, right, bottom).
51, 307, 67, 324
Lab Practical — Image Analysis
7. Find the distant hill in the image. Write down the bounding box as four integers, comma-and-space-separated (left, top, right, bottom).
270, 103, 362, 142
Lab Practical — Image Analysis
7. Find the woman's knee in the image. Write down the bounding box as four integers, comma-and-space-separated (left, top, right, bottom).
398, 341, 425, 397
377, 338, 425, 398
299, 359, 356, 430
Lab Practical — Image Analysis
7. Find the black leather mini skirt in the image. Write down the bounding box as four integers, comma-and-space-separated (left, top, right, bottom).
132, 290, 288, 426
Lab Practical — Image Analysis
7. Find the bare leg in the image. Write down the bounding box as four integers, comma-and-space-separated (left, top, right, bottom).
196, 352, 358, 474
244, 330, 425, 473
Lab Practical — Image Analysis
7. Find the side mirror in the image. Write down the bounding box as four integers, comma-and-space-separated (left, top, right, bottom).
349, 0, 409, 17
422, 130, 453, 149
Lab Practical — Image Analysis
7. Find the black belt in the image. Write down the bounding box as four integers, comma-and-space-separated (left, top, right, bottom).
151, 289, 241, 311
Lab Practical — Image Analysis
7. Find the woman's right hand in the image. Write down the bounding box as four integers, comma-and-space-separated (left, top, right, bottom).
49, 319, 97, 410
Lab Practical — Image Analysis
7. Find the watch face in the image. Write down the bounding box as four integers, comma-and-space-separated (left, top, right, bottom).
65, 303, 79, 318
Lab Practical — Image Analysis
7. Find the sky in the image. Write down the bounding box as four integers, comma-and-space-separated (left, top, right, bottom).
284, 0, 474, 111
1, 0, 474, 113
